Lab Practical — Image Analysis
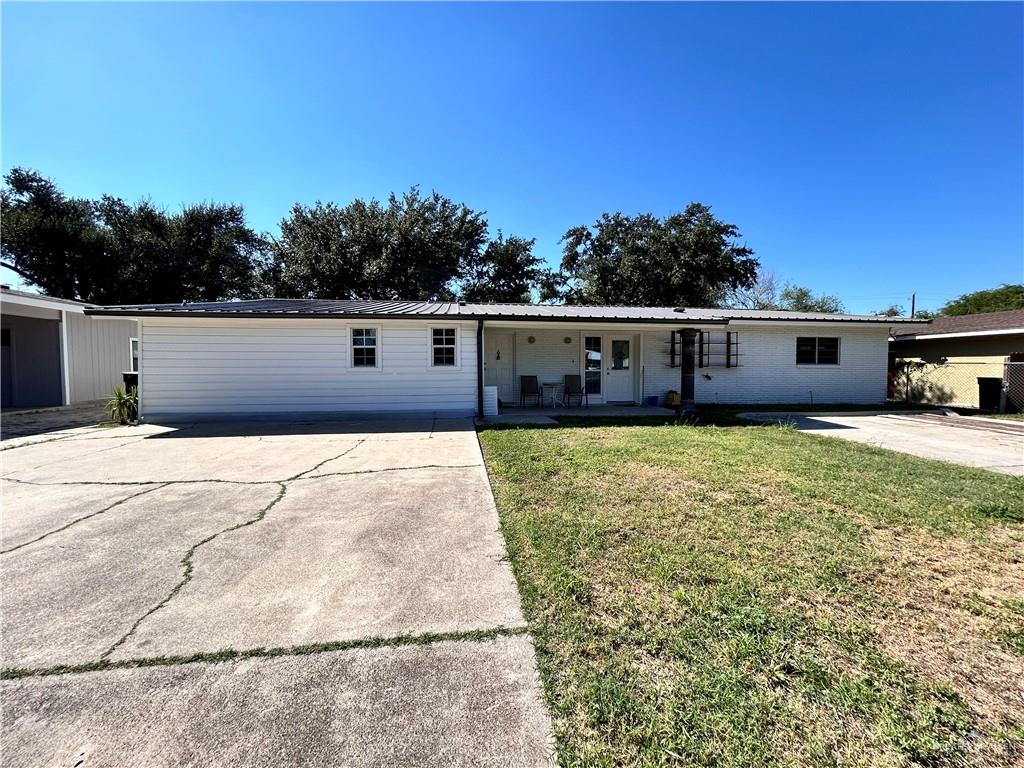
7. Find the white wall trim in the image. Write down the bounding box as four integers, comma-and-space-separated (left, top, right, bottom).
2, 292, 87, 314
59, 309, 71, 405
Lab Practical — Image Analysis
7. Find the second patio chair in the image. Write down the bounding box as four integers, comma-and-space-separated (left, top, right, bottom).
563, 374, 588, 408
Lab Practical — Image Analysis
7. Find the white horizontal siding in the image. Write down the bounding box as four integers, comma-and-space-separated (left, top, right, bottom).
640, 326, 889, 404
141, 318, 478, 416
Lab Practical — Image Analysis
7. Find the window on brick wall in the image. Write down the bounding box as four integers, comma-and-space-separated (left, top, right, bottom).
796, 337, 840, 365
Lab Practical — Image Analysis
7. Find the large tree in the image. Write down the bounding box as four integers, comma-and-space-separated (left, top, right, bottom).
556, 203, 758, 307
939, 284, 1024, 316
0, 168, 104, 299
266, 188, 490, 301
1, 168, 265, 304
457, 232, 551, 303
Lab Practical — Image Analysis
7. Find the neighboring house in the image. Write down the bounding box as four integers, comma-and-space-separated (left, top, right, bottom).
1, 287, 138, 410
85, 299, 895, 419
889, 309, 1024, 411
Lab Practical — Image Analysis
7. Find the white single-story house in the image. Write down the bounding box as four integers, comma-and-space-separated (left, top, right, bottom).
83, 299, 898, 419
1, 287, 137, 410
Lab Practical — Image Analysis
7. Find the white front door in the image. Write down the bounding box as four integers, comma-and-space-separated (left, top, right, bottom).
484, 332, 515, 404
605, 336, 634, 402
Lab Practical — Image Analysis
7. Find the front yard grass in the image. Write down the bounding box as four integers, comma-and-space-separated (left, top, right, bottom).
479, 419, 1023, 767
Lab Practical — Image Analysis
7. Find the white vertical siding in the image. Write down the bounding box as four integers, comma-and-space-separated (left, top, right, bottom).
640, 325, 889, 404
140, 317, 478, 416
66, 313, 136, 403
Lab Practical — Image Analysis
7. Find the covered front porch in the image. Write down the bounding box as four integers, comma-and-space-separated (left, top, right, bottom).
480, 321, 692, 412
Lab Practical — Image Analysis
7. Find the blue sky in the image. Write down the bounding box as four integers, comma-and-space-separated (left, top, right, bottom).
2, 2, 1021, 313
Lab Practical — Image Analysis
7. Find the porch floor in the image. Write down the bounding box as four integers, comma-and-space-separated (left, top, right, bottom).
478, 404, 676, 425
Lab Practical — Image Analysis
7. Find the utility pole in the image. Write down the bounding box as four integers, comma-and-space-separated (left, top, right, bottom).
910, 292, 916, 319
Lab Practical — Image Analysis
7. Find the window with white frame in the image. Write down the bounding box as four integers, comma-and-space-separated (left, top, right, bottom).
351, 328, 378, 367
130, 338, 139, 372
431, 328, 457, 366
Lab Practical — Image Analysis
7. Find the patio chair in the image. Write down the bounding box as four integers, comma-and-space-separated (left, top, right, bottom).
564, 374, 588, 408
520, 375, 542, 408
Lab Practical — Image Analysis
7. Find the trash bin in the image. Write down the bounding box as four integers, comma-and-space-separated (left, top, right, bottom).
122, 371, 138, 391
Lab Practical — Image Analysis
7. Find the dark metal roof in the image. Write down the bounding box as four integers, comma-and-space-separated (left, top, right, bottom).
85, 298, 897, 324
87, 298, 462, 318
890, 309, 1024, 340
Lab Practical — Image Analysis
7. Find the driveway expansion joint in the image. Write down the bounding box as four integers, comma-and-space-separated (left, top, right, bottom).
2, 626, 530, 681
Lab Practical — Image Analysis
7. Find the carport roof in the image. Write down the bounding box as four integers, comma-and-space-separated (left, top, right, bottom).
84, 298, 897, 325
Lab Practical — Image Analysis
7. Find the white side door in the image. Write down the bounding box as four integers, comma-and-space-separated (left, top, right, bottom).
604, 336, 634, 402
484, 332, 515, 404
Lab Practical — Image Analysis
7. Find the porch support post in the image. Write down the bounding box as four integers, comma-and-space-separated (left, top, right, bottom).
476, 319, 485, 418
678, 328, 698, 417
59, 309, 71, 406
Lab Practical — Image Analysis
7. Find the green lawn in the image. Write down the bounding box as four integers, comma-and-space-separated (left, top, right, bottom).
479, 419, 1024, 768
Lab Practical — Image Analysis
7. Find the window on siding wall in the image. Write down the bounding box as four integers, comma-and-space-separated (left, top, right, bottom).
130, 338, 139, 372
796, 337, 840, 365
352, 328, 378, 367
431, 328, 457, 366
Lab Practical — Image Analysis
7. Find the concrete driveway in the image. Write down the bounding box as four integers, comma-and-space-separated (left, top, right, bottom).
0, 416, 554, 767
740, 411, 1024, 475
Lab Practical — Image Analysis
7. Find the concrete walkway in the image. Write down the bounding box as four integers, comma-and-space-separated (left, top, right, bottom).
740, 411, 1024, 476
1, 416, 554, 767
1, 402, 110, 441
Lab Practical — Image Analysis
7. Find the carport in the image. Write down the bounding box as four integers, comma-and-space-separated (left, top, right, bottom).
1, 291, 66, 409
1, 287, 137, 411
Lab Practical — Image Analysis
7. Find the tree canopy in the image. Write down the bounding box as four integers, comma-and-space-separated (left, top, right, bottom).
556, 203, 758, 307
777, 284, 845, 314
264, 189, 489, 301
1, 168, 265, 304
457, 232, 553, 303
938, 284, 1024, 316
722, 270, 847, 314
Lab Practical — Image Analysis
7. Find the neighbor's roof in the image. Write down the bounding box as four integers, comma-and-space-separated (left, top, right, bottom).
890, 309, 1024, 341
84, 298, 897, 325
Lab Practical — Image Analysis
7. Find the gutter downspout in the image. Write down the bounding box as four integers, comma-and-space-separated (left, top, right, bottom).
476, 319, 484, 418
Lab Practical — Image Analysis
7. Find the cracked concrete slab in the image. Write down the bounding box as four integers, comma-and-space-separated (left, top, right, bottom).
7, 434, 366, 483
0, 436, 147, 478
1, 482, 280, 668
2, 636, 554, 768
1, 417, 553, 763
306, 430, 483, 476
112, 465, 525, 659
0, 480, 161, 551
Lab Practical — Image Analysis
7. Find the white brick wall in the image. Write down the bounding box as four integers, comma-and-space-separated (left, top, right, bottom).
641, 325, 889, 405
